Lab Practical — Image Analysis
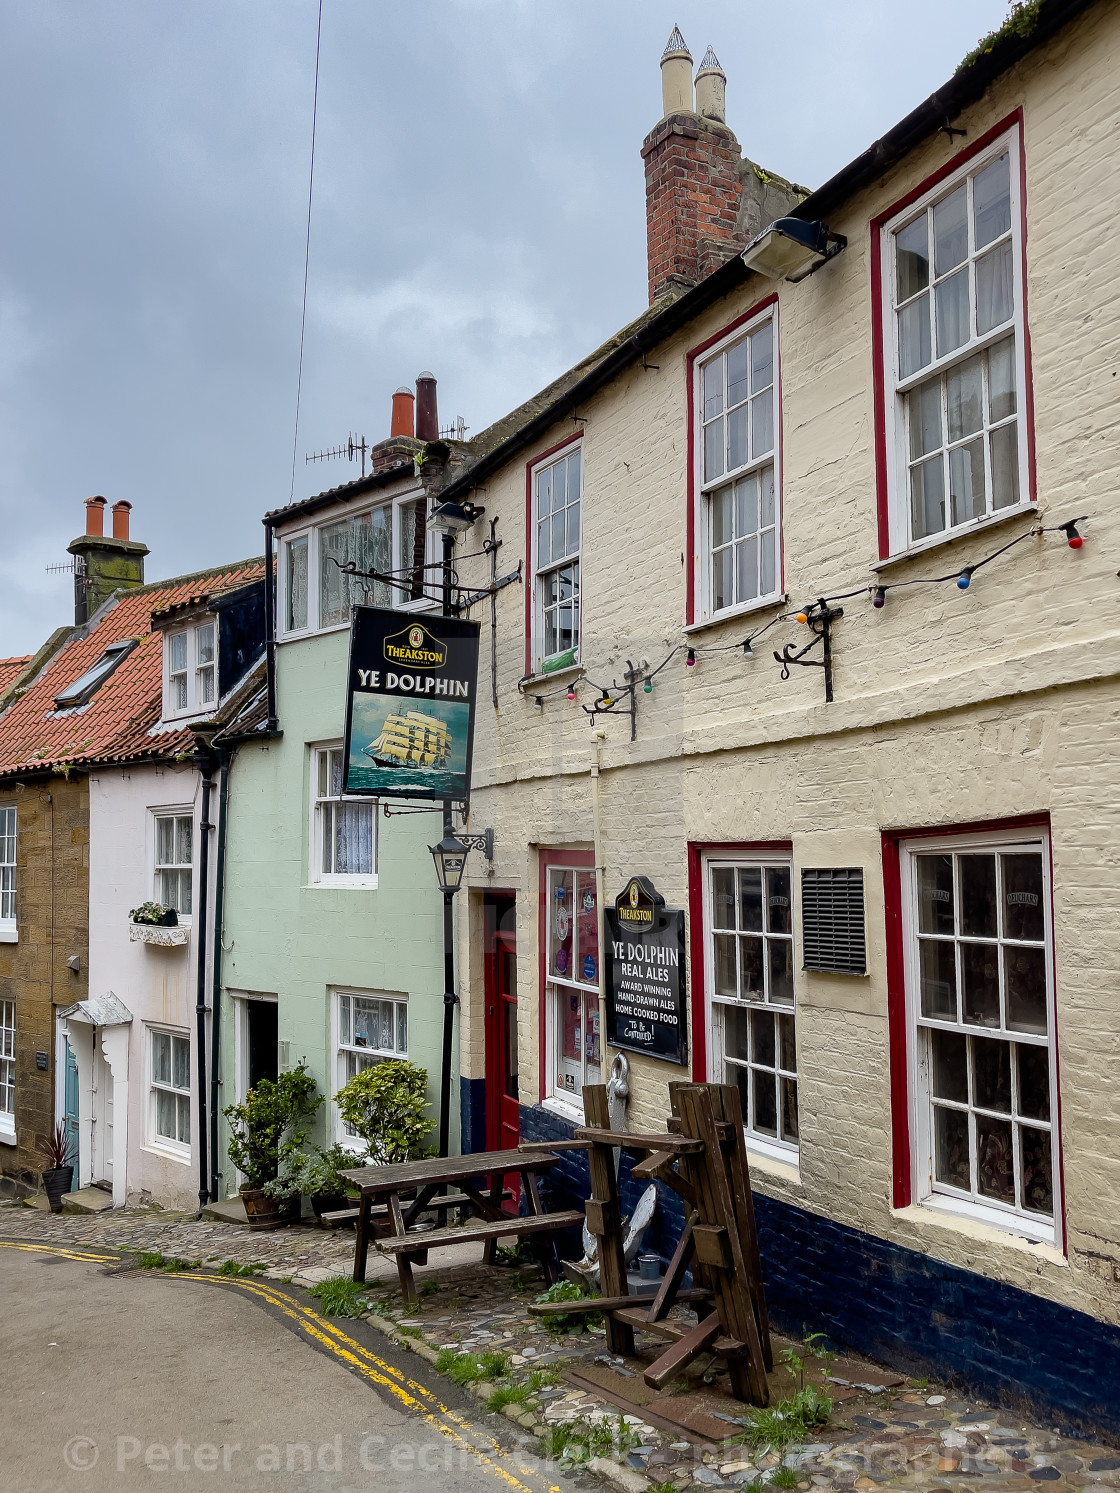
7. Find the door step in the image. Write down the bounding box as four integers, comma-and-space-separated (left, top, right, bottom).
61, 1188, 114, 1214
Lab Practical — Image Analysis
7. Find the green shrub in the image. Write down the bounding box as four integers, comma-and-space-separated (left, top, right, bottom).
535, 1277, 601, 1333
333, 1061, 432, 1163
224, 1062, 322, 1190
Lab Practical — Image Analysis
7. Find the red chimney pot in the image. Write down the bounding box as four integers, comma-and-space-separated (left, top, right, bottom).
391, 386, 415, 438
111, 500, 132, 541
85, 496, 107, 537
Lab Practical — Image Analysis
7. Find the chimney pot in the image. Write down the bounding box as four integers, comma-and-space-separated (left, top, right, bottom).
415, 373, 438, 442
85, 496, 107, 537
111, 500, 132, 541
660, 26, 694, 117
695, 47, 727, 123
391, 386, 415, 438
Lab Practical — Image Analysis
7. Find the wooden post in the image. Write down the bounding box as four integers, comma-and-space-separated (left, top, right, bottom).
583, 1083, 635, 1357
353, 1192, 371, 1283
714, 1083, 773, 1370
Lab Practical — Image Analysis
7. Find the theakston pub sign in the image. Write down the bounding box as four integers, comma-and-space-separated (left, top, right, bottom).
343, 607, 481, 802
604, 876, 688, 1065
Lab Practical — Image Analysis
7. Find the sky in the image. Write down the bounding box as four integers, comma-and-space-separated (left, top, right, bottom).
0, 0, 1011, 656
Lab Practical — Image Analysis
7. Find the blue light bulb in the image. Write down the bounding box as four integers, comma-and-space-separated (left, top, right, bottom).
957, 572, 971, 590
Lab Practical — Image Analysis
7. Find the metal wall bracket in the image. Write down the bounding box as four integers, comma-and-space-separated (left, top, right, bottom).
774, 603, 843, 703
581, 659, 643, 741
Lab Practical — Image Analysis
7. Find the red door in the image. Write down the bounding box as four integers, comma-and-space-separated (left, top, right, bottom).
485, 896, 520, 1189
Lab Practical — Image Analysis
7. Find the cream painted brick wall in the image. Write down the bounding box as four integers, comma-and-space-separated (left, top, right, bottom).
454, 1, 1120, 1327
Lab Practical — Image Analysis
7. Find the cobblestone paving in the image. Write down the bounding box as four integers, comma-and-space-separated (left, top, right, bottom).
5, 1201, 1119, 1493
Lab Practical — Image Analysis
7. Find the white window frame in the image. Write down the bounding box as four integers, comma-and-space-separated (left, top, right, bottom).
153, 807, 195, 922
277, 487, 435, 641
331, 988, 409, 1148
542, 862, 601, 1122
900, 825, 1060, 1244
148, 1024, 191, 1158
309, 744, 378, 889
693, 306, 782, 625
163, 620, 218, 721
0, 998, 15, 1137
703, 851, 798, 1166
530, 442, 583, 677
0, 805, 15, 942
881, 125, 1031, 557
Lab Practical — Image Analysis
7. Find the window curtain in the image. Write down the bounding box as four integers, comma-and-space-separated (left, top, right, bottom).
320, 511, 392, 627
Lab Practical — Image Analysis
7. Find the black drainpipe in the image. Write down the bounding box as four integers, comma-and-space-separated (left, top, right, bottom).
208, 742, 232, 1205
263, 520, 278, 732
193, 744, 216, 1215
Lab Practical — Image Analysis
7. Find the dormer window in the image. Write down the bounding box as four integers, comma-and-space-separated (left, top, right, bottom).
165, 621, 219, 720
54, 639, 138, 710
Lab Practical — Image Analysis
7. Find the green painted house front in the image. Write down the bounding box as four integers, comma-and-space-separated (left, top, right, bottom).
215, 454, 456, 1195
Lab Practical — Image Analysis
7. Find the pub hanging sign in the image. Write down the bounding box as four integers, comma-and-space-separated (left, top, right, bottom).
604, 876, 688, 1066
343, 606, 481, 802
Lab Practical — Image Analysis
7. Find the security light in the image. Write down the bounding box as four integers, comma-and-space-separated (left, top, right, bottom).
427, 500, 485, 536
741, 218, 847, 283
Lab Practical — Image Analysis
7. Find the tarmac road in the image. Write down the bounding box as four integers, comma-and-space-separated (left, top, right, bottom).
0, 1241, 576, 1493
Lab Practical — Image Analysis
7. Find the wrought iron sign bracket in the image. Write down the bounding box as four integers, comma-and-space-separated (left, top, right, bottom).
451, 560, 522, 615
774, 603, 843, 703
581, 659, 642, 741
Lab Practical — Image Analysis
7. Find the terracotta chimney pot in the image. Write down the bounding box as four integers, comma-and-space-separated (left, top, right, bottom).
111, 500, 132, 541
391, 386, 415, 438
85, 496, 107, 537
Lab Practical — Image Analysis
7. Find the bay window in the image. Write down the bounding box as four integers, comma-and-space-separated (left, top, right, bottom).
695, 310, 781, 621
901, 827, 1059, 1240
882, 126, 1029, 552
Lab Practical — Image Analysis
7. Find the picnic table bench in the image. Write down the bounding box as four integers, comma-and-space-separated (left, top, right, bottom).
341, 1149, 582, 1306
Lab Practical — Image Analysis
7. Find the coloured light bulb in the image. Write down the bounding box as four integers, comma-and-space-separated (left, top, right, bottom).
957, 570, 972, 590
686, 649, 696, 668
872, 586, 886, 609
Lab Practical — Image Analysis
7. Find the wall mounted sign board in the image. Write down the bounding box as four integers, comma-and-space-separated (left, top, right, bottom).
604, 876, 688, 1065
343, 607, 481, 803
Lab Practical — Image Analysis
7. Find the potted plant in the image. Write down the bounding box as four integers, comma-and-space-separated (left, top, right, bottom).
223, 1063, 321, 1230
268, 1142, 364, 1221
129, 900, 178, 927
333, 1060, 432, 1163
41, 1122, 75, 1213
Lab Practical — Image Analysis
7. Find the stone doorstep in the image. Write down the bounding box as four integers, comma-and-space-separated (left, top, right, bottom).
61, 1188, 114, 1214
201, 1197, 249, 1225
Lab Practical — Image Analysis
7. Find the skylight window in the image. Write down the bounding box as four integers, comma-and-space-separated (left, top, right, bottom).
53, 639, 138, 709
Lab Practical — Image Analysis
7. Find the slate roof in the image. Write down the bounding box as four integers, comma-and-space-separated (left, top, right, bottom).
0, 657, 31, 698
0, 559, 264, 781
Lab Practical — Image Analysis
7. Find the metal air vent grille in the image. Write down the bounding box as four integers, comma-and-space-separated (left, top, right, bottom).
800, 867, 866, 975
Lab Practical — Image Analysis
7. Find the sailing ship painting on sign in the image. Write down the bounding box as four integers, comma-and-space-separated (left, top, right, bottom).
343, 608, 480, 802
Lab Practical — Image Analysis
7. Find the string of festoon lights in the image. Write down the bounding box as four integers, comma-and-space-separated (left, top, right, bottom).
558, 514, 1088, 718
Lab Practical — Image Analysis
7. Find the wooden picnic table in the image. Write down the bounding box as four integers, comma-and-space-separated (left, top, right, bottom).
340, 1149, 582, 1305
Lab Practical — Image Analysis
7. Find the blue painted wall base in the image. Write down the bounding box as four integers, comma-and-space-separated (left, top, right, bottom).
500, 1100, 1120, 1442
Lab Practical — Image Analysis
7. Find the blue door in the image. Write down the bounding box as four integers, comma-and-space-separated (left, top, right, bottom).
63, 1039, 79, 1191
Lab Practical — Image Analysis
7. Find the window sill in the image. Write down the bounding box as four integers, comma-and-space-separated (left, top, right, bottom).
893, 1198, 1062, 1259
520, 663, 584, 692
541, 1095, 585, 1127
304, 878, 380, 892
0, 1121, 16, 1146
129, 922, 189, 947
743, 1141, 801, 1184
683, 594, 787, 636
870, 501, 1037, 574
142, 1141, 192, 1166
278, 622, 352, 644
0, 924, 16, 944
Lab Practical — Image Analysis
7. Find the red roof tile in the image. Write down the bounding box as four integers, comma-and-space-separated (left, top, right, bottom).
0, 561, 264, 779
0, 657, 32, 697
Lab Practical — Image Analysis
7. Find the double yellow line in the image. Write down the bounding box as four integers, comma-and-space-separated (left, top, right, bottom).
0, 1241, 560, 1493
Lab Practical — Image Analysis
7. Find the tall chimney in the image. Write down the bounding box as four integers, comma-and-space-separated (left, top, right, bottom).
415, 372, 438, 442
85, 495, 107, 536
641, 31, 743, 305
695, 46, 726, 123
67, 497, 149, 626
391, 386, 415, 438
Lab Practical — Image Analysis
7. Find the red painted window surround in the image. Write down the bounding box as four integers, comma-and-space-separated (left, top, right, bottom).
536, 846, 595, 1103
523, 431, 585, 678
881, 811, 1064, 1253
686, 840, 795, 1083
870, 107, 1036, 560
684, 293, 781, 626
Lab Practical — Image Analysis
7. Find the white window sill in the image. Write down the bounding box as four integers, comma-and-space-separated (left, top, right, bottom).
129, 922, 189, 947
683, 594, 788, 636
520, 662, 584, 691
743, 1140, 801, 1185
0, 1119, 16, 1146
893, 1197, 1062, 1259
0, 924, 16, 944
871, 501, 1037, 574
279, 622, 351, 644
304, 877, 380, 891
541, 1095, 586, 1128
142, 1141, 192, 1166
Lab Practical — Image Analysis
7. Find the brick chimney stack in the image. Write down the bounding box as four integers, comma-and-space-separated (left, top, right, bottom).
642, 30, 744, 305
67, 497, 149, 625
